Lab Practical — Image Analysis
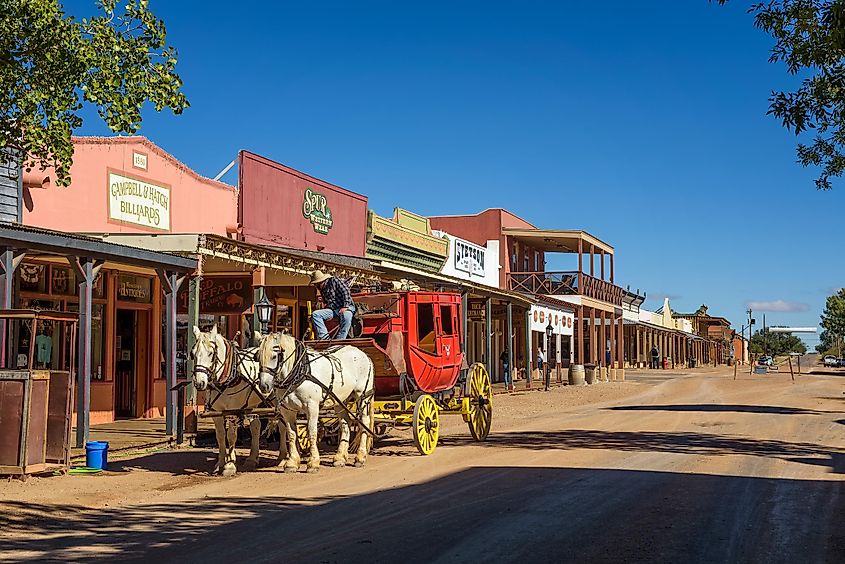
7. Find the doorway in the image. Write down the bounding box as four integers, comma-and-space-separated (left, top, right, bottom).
115, 310, 136, 418
115, 308, 150, 418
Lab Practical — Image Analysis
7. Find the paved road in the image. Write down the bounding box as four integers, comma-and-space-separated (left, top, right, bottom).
2, 367, 843, 563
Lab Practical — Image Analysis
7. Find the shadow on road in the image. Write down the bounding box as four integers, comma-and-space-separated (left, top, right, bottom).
443, 429, 845, 474
1, 466, 842, 563
606, 404, 843, 415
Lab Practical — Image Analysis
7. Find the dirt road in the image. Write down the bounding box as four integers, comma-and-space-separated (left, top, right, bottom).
2, 368, 843, 563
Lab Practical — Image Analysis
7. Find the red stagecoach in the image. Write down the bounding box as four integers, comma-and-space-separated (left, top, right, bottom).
309, 290, 493, 455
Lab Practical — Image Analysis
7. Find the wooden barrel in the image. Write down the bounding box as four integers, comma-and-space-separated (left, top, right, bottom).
585, 366, 597, 385
569, 364, 586, 385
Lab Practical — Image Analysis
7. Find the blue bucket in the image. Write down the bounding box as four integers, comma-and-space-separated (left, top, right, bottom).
85, 441, 109, 470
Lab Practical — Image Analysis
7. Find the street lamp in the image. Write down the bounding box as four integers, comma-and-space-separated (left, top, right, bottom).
254, 289, 274, 335
545, 321, 554, 391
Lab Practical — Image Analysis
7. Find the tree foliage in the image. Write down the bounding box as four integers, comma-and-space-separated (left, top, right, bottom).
750, 328, 807, 355
717, 1, 845, 189
0, 0, 188, 186
818, 288, 845, 350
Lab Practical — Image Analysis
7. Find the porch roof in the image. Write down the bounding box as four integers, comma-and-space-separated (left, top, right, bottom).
0, 223, 196, 271
90, 233, 381, 282
502, 228, 614, 255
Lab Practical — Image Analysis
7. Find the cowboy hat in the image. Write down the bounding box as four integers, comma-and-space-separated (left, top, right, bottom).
309, 270, 331, 285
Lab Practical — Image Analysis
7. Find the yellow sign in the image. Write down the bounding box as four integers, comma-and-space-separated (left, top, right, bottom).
108, 171, 171, 231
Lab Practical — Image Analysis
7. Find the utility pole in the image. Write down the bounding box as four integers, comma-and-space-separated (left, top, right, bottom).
747, 308, 754, 374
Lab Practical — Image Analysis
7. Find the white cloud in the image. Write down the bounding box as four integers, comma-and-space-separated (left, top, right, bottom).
746, 300, 809, 313
647, 292, 680, 302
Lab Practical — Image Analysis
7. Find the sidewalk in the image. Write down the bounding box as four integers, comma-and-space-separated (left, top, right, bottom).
71, 417, 216, 461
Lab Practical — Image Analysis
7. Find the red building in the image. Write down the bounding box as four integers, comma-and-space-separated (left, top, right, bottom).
238, 151, 368, 256
430, 209, 625, 379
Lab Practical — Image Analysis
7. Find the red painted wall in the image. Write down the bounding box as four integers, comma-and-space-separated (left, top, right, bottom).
238, 151, 368, 256
430, 208, 539, 289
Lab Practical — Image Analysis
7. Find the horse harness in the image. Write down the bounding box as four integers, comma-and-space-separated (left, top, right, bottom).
266, 338, 376, 438
194, 337, 270, 414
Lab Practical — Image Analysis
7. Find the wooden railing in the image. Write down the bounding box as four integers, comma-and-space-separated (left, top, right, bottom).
507, 271, 624, 306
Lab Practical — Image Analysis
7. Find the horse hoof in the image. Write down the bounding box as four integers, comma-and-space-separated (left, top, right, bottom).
222, 464, 237, 478
354, 460, 366, 468
306, 466, 320, 474
332, 459, 346, 468
284, 466, 298, 474
243, 459, 258, 471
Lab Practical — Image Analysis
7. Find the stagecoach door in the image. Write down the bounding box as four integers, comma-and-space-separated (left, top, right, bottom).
436, 303, 461, 370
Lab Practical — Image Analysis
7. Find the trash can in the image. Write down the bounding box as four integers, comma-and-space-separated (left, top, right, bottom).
585, 364, 597, 385
688, 357, 696, 368
85, 441, 109, 470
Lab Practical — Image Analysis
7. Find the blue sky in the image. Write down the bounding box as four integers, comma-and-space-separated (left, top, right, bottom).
68, 0, 844, 345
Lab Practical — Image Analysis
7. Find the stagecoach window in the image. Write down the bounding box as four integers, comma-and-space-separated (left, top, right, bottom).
440, 305, 454, 335
417, 303, 436, 354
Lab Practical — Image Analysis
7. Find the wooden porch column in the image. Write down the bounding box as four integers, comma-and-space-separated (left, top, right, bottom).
610, 253, 614, 284
185, 274, 201, 407
0, 247, 24, 365
635, 326, 641, 367
589, 307, 597, 365
578, 238, 583, 274
506, 301, 513, 385
485, 296, 492, 378
461, 292, 468, 356
577, 304, 584, 365
70, 256, 104, 448
524, 308, 533, 386
617, 316, 625, 379
157, 269, 184, 438
599, 310, 607, 367
608, 311, 615, 379
600, 250, 605, 281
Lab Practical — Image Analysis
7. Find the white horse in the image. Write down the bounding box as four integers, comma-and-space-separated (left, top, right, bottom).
191, 325, 274, 477
256, 332, 374, 473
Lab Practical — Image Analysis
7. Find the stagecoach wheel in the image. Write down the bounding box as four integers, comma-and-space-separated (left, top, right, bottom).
466, 363, 493, 441
296, 423, 311, 452
412, 394, 440, 455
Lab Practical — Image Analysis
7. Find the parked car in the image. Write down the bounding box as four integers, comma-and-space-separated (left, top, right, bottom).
757, 355, 774, 366
823, 355, 838, 367
838, 358, 845, 368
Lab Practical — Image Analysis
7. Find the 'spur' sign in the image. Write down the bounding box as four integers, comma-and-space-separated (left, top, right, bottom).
302, 188, 333, 234
108, 171, 171, 231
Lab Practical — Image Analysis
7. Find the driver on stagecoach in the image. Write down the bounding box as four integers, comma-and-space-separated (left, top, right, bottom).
309, 270, 355, 340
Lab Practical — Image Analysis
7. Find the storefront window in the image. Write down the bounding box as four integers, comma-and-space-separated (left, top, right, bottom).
19, 264, 47, 294
50, 266, 76, 296
64, 302, 106, 380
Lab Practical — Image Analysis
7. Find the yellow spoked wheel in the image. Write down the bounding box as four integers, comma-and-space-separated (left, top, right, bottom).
412, 394, 440, 455
466, 363, 493, 441
296, 423, 311, 452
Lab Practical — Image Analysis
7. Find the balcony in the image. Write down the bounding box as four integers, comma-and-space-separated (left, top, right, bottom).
507, 271, 624, 306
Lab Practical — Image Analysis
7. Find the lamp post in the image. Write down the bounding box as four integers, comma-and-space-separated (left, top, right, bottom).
254, 289, 274, 336
545, 321, 553, 391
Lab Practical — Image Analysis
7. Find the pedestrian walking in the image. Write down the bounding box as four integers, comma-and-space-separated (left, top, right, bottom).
650, 345, 660, 369
605, 346, 611, 367
500, 347, 512, 392
309, 270, 355, 340
537, 347, 545, 372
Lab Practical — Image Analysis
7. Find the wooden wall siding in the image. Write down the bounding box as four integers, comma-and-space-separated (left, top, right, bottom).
0, 150, 21, 224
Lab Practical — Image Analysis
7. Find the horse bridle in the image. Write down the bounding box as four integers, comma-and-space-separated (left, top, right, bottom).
192, 335, 237, 392
259, 337, 309, 389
